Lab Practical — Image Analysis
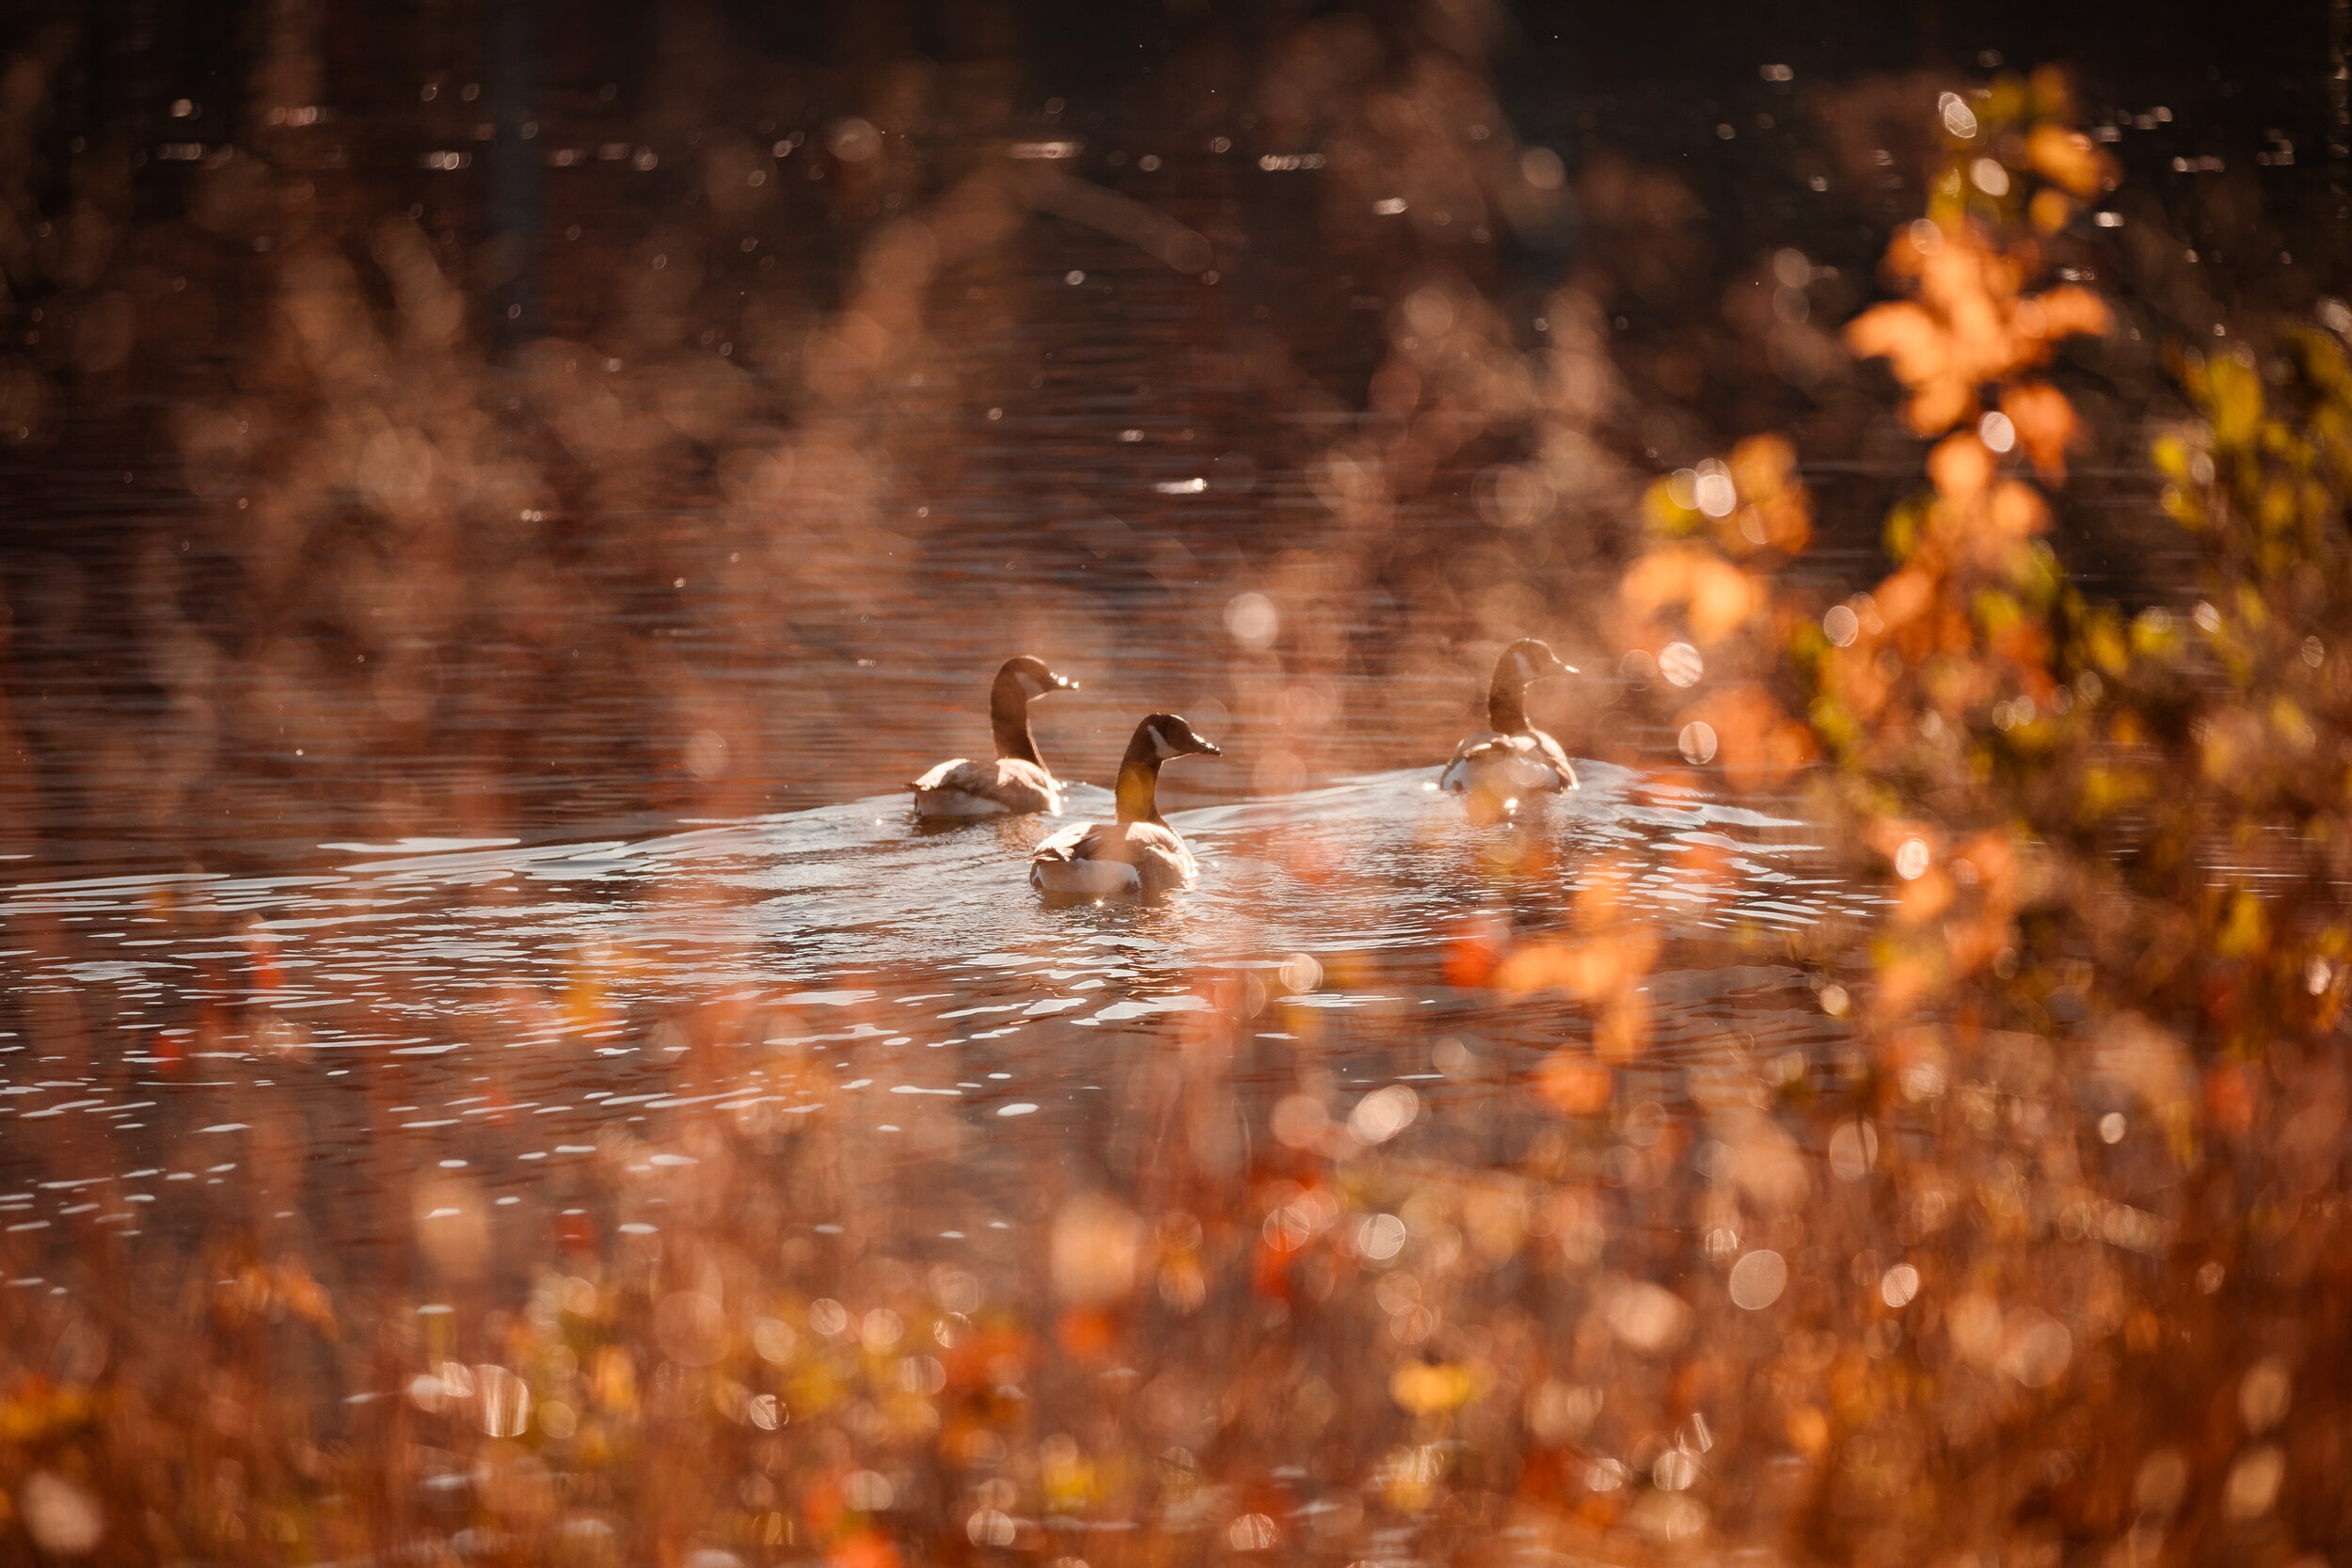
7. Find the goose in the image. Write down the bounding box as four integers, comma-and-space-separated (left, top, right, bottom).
911, 656, 1079, 817
1439, 638, 1579, 800
1030, 713, 1222, 895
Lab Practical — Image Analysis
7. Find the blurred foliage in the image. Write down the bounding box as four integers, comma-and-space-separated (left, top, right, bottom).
1609, 68, 2352, 1566
0, 10, 2349, 1568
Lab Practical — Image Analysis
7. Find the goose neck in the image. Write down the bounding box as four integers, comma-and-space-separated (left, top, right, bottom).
990, 682, 1043, 765
1114, 759, 1163, 825
1487, 669, 1531, 735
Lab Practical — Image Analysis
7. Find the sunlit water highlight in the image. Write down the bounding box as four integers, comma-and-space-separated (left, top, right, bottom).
0, 765, 1866, 1268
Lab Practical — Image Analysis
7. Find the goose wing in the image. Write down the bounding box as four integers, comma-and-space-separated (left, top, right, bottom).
1528, 728, 1580, 790
1030, 821, 1141, 895
913, 757, 1064, 816
1029, 820, 1199, 894
1440, 731, 1573, 794
992, 758, 1066, 813
1118, 821, 1200, 891
912, 756, 977, 792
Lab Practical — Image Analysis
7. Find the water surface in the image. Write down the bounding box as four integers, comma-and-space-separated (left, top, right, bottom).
1, 763, 1867, 1241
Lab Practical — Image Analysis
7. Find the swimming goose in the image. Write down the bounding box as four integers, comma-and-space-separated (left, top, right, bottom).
1029, 713, 1222, 895
911, 655, 1079, 817
1440, 638, 1579, 800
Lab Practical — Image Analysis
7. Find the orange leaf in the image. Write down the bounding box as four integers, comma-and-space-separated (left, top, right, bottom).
2001, 379, 2082, 483
1846, 301, 1949, 388
1534, 1050, 1613, 1115
1956, 830, 2017, 899
1988, 480, 2050, 538
1727, 432, 1798, 498
2027, 188, 2075, 236
2031, 284, 2113, 341
1896, 867, 1955, 926
1618, 545, 1761, 643
829, 1530, 902, 1568
2026, 124, 2116, 198
1691, 684, 1816, 791
1874, 569, 1935, 628
1909, 375, 1979, 437
1927, 434, 1995, 500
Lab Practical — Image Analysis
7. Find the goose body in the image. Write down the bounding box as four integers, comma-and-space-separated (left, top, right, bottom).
910, 756, 1061, 816
1440, 638, 1579, 800
1031, 713, 1221, 895
912, 656, 1077, 818
1029, 820, 1197, 895
1440, 729, 1578, 796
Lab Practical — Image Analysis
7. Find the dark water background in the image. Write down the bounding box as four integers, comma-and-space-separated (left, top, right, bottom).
0, 0, 2342, 871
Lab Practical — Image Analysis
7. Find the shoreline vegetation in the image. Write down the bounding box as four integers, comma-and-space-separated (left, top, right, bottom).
1, 8, 2348, 1566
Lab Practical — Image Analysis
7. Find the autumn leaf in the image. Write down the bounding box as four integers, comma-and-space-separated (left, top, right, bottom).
1929, 433, 1997, 499
1689, 684, 1816, 791
2026, 284, 2113, 342
1390, 1359, 1490, 1415
2002, 380, 2083, 482
1619, 544, 1763, 643
2026, 123, 2117, 198
1846, 301, 1948, 389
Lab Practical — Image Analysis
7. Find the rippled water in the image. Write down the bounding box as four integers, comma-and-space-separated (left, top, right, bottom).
0, 764, 1867, 1260
0, 745, 1890, 1560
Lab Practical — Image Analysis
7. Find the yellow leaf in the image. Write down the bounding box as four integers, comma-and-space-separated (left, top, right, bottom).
2028, 187, 2076, 235
1389, 1360, 1489, 1415
2027, 123, 2116, 198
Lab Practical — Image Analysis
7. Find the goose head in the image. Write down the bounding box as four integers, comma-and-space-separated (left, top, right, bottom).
1487, 639, 1576, 736
1135, 712, 1222, 762
1500, 638, 1575, 685
990, 655, 1079, 765
995, 655, 1079, 703
1115, 713, 1221, 823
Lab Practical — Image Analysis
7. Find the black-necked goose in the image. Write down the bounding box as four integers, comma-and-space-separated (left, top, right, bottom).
1029, 713, 1221, 895
1439, 638, 1579, 800
911, 656, 1078, 817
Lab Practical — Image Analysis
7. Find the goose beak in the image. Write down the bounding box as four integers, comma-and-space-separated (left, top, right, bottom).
1055, 674, 1079, 690
1195, 737, 1223, 756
